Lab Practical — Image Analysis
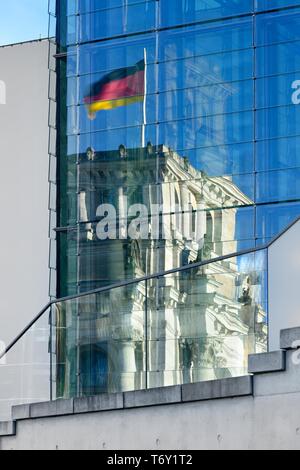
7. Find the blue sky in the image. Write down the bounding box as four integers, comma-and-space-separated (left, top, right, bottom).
0, 0, 49, 46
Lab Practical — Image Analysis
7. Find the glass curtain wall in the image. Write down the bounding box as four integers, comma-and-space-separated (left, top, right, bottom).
0, 248, 268, 418
56, 1, 300, 297
53, 0, 300, 394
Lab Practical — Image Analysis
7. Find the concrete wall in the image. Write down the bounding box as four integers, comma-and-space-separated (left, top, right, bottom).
1, 341, 300, 450
268, 219, 300, 351
0, 40, 50, 347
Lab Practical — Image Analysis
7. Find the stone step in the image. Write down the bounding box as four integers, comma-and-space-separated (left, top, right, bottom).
280, 327, 300, 350
248, 350, 286, 375
0, 421, 16, 437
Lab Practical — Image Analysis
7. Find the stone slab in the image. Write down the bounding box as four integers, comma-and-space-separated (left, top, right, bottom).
248, 351, 286, 374
74, 393, 124, 414
280, 327, 300, 350
182, 376, 253, 402
124, 385, 181, 409
30, 399, 74, 419
0, 421, 16, 437
11, 404, 31, 421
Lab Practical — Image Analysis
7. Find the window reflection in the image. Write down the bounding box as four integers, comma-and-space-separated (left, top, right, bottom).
55, 0, 300, 394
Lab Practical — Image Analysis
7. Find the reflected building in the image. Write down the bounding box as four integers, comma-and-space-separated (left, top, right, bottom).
55, 145, 267, 397
53, 0, 300, 398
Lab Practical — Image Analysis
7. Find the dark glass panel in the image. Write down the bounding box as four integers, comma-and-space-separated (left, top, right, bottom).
256, 201, 300, 239
256, 0, 300, 12
256, 136, 300, 172
78, 34, 156, 76
256, 105, 300, 140
256, 41, 300, 77
158, 49, 254, 92
256, 168, 300, 203
77, 0, 151, 15
160, 0, 253, 28
79, 1, 156, 43
159, 17, 253, 60
256, 9, 300, 46
157, 111, 254, 150
256, 73, 300, 109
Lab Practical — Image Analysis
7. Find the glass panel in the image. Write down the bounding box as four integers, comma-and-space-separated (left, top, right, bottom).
147, 334, 259, 386
54, 0, 300, 392
57, 229, 78, 297
0, 249, 268, 414
256, 9, 300, 47
256, 41, 300, 77
177, 142, 254, 176
157, 112, 254, 150
256, 136, 300, 172
78, 0, 151, 15
78, 34, 156, 76
256, 0, 300, 11
76, 177, 254, 218
54, 249, 267, 396
158, 81, 253, 123
158, 50, 254, 92
256, 201, 300, 239
54, 282, 147, 397
78, 123, 157, 153
159, 18, 253, 60
160, 0, 253, 28
74, 204, 255, 286
0, 313, 51, 421
146, 250, 268, 388
256, 168, 300, 203
256, 106, 300, 141
256, 74, 300, 109
72, 81, 253, 134
78, 2, 156, 43
70, 140, 255, 179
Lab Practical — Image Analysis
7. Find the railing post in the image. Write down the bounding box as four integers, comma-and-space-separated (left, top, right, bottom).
76, 297, 80, 398
49, 306, 53, 401
145, 279, 148, 390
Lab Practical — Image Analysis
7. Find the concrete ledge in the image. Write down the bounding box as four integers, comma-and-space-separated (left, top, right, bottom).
280, 327, 300, 350
248, 351, 286, 374
124, 385, 181, 409
12, 404, 31, 421
30, 399, 74, 419
4, 377, 256, 422
74, 393, 123, 414
0, 421, 16, 437
182, 376, 253, 403
253, 349, 300, 397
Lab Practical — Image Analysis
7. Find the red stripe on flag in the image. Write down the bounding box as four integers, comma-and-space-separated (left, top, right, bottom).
85, 70, 145, 105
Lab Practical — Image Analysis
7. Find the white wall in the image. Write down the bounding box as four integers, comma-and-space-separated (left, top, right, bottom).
0, 40, 50, 347
268, 219, 300, 351
1, 350, 300, 450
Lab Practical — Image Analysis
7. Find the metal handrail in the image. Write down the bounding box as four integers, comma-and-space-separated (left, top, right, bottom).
1, 214, 299, 360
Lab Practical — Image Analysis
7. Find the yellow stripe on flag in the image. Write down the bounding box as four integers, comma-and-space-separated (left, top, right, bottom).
87, 95, 144, 113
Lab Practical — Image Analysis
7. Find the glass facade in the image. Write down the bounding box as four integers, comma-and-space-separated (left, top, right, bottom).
52, 1, 300, 394
0, 247, 268, 418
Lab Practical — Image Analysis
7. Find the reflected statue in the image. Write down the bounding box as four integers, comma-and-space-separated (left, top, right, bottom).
239, 276, 252, 305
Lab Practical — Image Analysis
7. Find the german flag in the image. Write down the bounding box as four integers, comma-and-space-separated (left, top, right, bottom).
84, 59, 145, 120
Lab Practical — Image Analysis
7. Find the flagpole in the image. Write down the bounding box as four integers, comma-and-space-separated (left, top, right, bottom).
142, 47, 147, 148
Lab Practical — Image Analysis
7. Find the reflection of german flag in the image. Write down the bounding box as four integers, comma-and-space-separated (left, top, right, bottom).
84, 60, 145, 119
